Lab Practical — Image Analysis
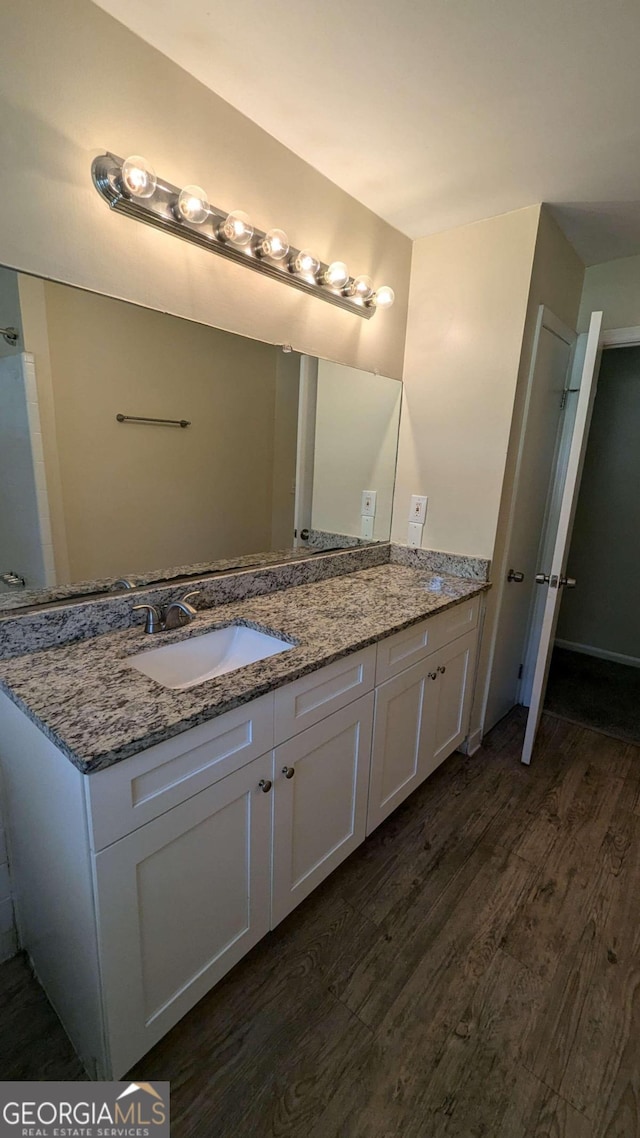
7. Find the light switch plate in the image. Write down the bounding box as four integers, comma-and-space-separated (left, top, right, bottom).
361, 515, 375, 539
361, 490, 377, 517
407, 522, 423, 548
409, 495, 428, 524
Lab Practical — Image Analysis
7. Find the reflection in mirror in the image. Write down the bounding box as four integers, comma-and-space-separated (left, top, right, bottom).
0, 266, 402, 612
309, 360, 401, 548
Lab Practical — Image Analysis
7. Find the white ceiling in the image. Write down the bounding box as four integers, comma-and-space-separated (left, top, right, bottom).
93, 0, 640, 265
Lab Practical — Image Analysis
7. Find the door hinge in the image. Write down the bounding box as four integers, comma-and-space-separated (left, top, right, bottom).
518, 664, 523, 679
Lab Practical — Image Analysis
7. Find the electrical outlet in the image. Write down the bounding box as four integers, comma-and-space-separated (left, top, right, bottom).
361, 515, 374, 539
361, 490, 377, 517
409, 495, 428, 524
407, 522, 423, 548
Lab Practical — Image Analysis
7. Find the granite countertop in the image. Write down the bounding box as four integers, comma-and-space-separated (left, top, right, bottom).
0, 565, 489, 775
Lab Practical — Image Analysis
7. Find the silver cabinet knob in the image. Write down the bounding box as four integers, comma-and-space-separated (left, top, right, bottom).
535, 573, 550, 585
559, 576, 576, 588
282, 766, 295, 779
437, 665, 446, 674
258, 779, 272, 793
428, 671, 438, 680
507, 569, 525, 583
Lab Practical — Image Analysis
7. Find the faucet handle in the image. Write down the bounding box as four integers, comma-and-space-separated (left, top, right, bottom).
180, 590, 200, 607
133, 603, 163, 634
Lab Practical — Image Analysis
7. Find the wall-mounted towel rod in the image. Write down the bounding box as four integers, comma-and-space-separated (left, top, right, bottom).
116, 414, 191, 428
1, 326, 19, 346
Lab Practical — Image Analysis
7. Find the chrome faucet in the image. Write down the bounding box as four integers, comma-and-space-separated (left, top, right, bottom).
133, 591, 200, 634
164, 592, 200, 630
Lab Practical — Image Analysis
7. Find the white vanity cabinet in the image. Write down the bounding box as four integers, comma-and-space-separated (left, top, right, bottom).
271, 693, 374, 926
94, 753, 274, 1077
367, 599, 479, 833
0, 594, 482, 1080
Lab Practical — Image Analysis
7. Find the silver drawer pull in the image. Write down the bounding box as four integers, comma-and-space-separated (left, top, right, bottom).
437, 665, 446, 674
282, 766, 295, 779
258, 779, 272, 793
428, 671, 438, 680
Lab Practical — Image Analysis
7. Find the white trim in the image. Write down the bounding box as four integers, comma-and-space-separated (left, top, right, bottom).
602, 325, 640, 349
458, 727, 483, 756
555, 639, 640, 669
541, 308, 577, 347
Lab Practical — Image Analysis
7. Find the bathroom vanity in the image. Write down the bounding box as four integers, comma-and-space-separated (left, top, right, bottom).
0, 563, 486, 1078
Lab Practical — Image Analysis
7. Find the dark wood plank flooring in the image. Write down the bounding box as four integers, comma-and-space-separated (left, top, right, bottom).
2, 708, 639, 1137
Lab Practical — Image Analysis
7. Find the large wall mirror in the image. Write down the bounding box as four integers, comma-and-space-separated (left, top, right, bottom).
0, 267, 402, 612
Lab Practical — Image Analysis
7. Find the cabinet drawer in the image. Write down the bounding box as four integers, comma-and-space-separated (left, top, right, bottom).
375, 597, 479, 684
86, 693, 274, 850
274, 645, 376, 744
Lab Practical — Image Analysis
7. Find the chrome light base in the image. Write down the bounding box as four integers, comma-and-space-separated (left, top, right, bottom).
91, 153, 376, 319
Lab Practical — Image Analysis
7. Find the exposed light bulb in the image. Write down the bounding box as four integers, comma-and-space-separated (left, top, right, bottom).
121, 155, 157, 199
369, 285, 395, 309
345, 274, 374, 300
258, 228, 289, 261
322, 261, 350, 289
291, 249, 320, 276
218, 210, 253, 246
176, 184, 209, 225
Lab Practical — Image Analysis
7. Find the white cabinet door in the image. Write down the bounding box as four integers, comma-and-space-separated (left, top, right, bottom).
271, 693, 373, 926
367, 657, 438, 835
429, 630, 476, 773
94, 752, 274, 1077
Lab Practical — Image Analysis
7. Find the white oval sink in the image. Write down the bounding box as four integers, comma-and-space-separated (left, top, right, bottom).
128, 624, 294, 689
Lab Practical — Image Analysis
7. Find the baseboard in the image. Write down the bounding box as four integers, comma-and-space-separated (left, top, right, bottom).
554, 639, 640, 669
458, 727, 483, 756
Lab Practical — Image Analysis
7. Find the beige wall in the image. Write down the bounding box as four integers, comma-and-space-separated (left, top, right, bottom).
312, 361, 401, 540
0, 0, 410, 380
557, 345, 640, 662
578, 253, 640, 332
41, 282, 283, 581
392, 206, 541, 559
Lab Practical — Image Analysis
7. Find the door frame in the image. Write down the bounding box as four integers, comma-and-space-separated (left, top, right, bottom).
519, 322, 640, 704
479, 305, 576, 735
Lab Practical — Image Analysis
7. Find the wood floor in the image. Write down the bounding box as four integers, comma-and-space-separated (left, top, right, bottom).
2, 708, 639, 1137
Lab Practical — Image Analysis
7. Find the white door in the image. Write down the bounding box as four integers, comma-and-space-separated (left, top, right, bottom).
367, 658, 438, 835
293, 355, 318, 546
521, 311, 603, 764
94, 752, 274, 1077
271, 693, 373, 925
484, 308, 576, 731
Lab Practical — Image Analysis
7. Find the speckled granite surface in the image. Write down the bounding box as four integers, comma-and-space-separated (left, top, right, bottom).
0, 565, 488, 775
0, 547, 344, 613
308, 530, 374, 550
390, 544, 490, 581
0, 544, 389, 661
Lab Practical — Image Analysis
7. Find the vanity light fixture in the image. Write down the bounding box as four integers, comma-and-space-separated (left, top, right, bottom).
321, 260, 350, 289
369, 285, 396, 309
91, 153, 395, 318
257, 228, 289, 261
218, 210, 253, 246
120, 155, 157, 199
345, 274, 374, 301
290, 249, 320, 277
176, 185, 209, 225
